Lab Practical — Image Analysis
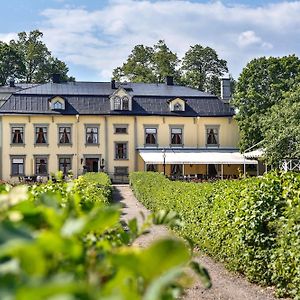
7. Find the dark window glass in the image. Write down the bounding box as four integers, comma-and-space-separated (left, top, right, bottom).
35, 157, 48, 175
11, 158, 24, 175
59, 127, 71, 144
59, 157, 72, 175
171, 128, 182, 145
115, 143, 127, 159
115, 126, 127, 134
207, 128, 218, 145
35, 127, 47, 144
145, 128, 157, 145
122, 96, 129, 110
174, 103, 182, 111
171, 164, 183, 176
12, 127, 24, 144
146, 164, 157, 172
86, 127, 98, 144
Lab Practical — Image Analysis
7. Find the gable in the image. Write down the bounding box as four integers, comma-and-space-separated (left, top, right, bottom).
168, 97, 186, 112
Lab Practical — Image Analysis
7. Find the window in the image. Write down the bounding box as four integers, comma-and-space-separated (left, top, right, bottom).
114, 96, 121, 110
113, 96, 130, 110
206, 126, 219, 146
86, 126, 99, 144
115, 142, 127, 160
11, 157, 25, 176
35, 126, 48, 144
174, 103, 182, 111
114, 125, 128, 134
59, 157, 72, 175
122, 96, 129, 110
115, 167, 128, 175
146, 164, 157, 172
145, 128, 157, 145
59, 126, 71, 144
171, 164, 183, 176
53, 101, 63, 109
11, 126, 24, 144
171, 128, 183, 145
35, 157, 48, 175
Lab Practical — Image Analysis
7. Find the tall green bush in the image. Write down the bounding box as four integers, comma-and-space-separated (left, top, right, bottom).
130, 171, 300, 298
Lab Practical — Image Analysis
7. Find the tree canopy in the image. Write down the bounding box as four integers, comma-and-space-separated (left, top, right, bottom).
0, 30, 74, 85
113, 41, 229, 95
263, 86, 300, 165
232, 55, 300, 154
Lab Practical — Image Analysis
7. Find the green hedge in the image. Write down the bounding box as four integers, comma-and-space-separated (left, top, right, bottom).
0, 173, 200, 299
130, 171, 300, 299
73, 172, 112, 208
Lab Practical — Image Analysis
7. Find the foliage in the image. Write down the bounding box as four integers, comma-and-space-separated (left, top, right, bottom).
113, 40, 180, 84
0, 42, 24, 86
0, 173, 210, 299
262, 86, 300, 164
0, 30, 74, 85
130, 171, 300, 298
181, 44, 228, 95
232, 55, 300, 152
113, 41, 229, 95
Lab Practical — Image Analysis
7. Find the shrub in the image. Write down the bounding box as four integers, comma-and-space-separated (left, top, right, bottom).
130, 171, 300, 298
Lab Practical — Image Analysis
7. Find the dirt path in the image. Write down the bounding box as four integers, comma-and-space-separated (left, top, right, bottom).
113, 185, 284, 300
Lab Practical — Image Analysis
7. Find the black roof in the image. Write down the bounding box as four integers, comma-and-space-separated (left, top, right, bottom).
0, 81, 234, 117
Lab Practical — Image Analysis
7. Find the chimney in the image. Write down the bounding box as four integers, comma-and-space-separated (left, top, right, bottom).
52, 73, 61, 84
221, 77, 231, 103
111, 79, 116, 89
165, 76, 174, 86
9, 78, 15, 87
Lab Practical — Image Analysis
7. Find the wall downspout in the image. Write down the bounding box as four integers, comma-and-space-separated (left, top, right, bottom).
104, 116, 108, 173
134, 116, 138, 171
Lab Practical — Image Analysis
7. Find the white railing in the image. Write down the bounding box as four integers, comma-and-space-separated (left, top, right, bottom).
280, 159, 300, 172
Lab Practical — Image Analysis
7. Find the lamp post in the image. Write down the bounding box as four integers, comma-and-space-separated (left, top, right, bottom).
162, 148, 166, 175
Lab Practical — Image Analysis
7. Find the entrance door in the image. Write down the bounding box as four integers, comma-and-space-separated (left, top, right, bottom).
85, 158, 99, 172
208, 164, 217, 178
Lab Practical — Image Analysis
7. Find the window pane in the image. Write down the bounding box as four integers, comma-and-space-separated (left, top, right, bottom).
59, 157, 72, 175
171, 128, 182, 134
114, 96, 121, 110
146, 128, 156, 134
207, 128, 218, 145
13, 158, 23, 164
115, 127, 127, 134
12, 127, 24, 144
86, 127, 98, 144
115, 143, 127, 159
122, 97, 129, 110
36, 158, 48, 175
36, 127, 47, 144
59, 127, 71, 143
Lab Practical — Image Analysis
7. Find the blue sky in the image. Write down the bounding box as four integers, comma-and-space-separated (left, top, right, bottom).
1, 0, 300, 81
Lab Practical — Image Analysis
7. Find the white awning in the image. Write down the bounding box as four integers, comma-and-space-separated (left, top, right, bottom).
243, 149, 264, 159
139, 149, 258, 165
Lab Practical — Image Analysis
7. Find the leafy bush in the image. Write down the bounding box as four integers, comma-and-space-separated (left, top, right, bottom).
0, 175, 210, 299
130, 171, 300, 298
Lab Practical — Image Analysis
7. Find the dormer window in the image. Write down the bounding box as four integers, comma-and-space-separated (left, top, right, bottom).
168, 97, 186, 112
53, 101, 63, 110
174, 103, 182, 111
49, 96, 65, 110
110, 87, 132, 111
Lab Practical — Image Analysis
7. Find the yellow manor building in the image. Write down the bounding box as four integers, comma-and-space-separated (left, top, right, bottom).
0, 76, 257, 183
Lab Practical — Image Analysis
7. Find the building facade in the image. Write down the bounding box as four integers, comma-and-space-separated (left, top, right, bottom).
0, 77, 257, 182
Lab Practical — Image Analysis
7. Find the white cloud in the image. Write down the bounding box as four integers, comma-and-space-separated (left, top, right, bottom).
1, 1, 300, 80
237, 30, 273, 49
0, 33, 18, 43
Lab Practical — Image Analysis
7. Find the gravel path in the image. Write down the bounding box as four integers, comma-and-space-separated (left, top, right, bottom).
113, 185, 286, 300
